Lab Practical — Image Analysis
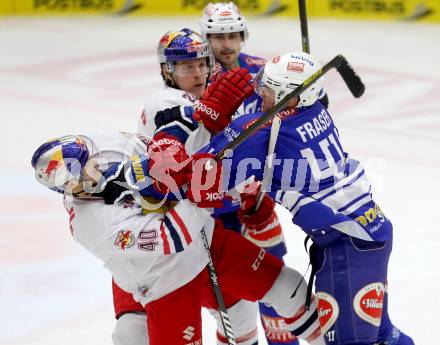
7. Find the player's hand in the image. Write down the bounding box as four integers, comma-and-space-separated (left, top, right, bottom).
186, 153, 224, 208
239, 184, 283, 246
193, 67, 254, 133
238, 184, 276, 231
147, 132, 191, 194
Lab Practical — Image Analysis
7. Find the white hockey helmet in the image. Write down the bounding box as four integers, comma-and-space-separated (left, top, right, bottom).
199, 2, 249, 40
254, 51, 324, 108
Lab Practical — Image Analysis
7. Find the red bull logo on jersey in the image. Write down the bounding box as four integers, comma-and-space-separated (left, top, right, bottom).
316, 292, 339, 333
353, 282, 385, 326
114, 229, 135, 250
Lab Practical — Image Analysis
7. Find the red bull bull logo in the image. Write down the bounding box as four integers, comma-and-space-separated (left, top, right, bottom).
43, 148, 64, 178
114, 229, 135, 250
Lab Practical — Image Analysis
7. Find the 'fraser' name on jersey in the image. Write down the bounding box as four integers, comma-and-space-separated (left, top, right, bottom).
296, 109, 332, 143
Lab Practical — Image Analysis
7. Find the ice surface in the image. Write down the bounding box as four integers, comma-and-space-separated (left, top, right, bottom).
1, 17, 439, 345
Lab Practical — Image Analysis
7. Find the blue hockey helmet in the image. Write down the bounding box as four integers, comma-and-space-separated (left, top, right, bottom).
31, 135, 90, 194
157, 28, 214, 74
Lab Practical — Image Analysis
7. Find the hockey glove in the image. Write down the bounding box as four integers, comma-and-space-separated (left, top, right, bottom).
147, 132, 191, 195
193, 67, 254, 133
239, 185, 283, 247
186, 153, 224, 208
95, 154, 155, 204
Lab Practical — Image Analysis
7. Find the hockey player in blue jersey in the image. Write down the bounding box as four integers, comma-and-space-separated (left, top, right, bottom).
199, 2, 265, 116
199, 5, 296, 342
194, 51, 414, 345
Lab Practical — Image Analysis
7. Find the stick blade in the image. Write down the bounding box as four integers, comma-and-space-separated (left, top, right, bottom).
335, 55, 366, 98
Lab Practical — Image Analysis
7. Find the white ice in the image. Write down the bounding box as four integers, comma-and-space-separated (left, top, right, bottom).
0, 16, 439, 345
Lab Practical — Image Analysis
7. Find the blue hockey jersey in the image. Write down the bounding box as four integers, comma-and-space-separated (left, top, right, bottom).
200, 102, 393, 247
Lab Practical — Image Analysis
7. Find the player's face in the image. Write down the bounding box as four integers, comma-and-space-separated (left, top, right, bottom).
258, 86, 300, 112
63, 158, 102, 198
208, 32, 242, 69
173, 58, 209, 98
259, 86, 276, 112
64, 179, 86, 197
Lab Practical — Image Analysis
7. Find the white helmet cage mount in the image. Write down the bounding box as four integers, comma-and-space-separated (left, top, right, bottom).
200, 2, 249, 40
255, 51, 324, 108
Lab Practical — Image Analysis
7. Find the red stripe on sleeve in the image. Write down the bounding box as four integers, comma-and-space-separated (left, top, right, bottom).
160, 221, 171, 255
169, 208, 192, 245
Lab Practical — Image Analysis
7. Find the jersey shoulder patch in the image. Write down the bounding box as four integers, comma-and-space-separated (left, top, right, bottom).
241, 53, 267, 67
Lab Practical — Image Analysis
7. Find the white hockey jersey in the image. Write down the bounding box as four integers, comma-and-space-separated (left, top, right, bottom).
64, 131, 214, 305
138, 86, 198, 138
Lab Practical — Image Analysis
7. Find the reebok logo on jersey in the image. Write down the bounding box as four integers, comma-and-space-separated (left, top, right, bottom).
316, 292, 339, 333
148, 137, 183, 151
196, 103, 219, 120
206, 191, 224, 201
353, 282, 385, 326
114, 229, 135, 250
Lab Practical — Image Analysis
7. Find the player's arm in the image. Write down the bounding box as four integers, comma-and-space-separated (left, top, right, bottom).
193, 67, 254, 133
154, 105, 198, 143
97, 133, 191, 204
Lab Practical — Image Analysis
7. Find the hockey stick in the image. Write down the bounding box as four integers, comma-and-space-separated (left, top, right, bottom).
298, 0, 311, 53
215, 54, 365, 160
256, 115, 282, 208
200, 228, 236, 345
242, 115, 282, 238
298, 0, 330, 109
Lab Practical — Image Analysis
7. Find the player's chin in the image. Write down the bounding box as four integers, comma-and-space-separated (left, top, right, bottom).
192, 84, 205, 98
220, 53, 236, 65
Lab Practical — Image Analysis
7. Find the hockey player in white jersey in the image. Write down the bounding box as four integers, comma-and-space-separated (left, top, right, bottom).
133, 27, 289, 345
138, 28, 212, 138
31, 131, 325, 345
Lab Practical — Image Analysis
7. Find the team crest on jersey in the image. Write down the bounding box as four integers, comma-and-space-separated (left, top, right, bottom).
353, 282, 385, 326
114, 229, 135, 250
287, 61, 305, 73
316, 292, 339, 333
